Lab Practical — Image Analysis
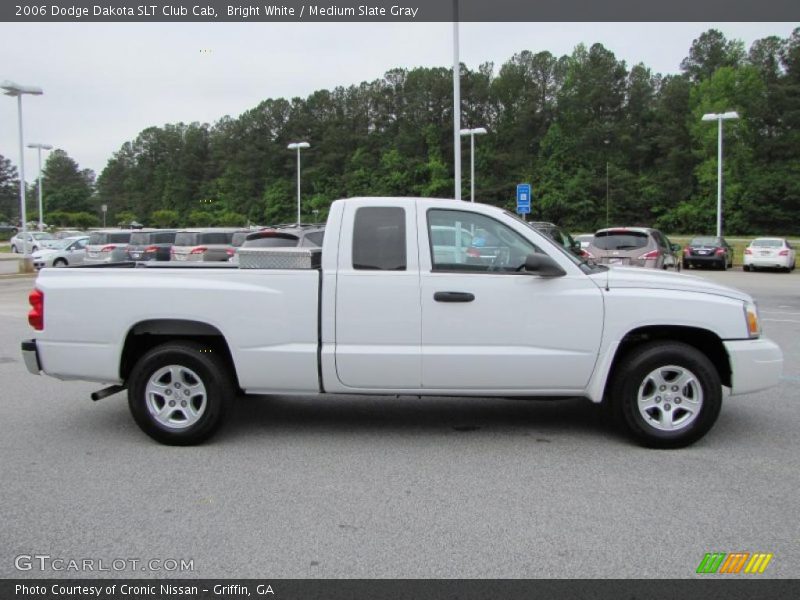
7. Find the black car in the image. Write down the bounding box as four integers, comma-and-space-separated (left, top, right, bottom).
682, 236, 733, 270
125, 229, 178, 262
528, 221, 584, 257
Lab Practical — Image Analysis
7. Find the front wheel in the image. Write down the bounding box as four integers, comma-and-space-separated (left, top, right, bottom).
11, 244, 18, 254
128, 341, 234, 445
609, 341, 722, 449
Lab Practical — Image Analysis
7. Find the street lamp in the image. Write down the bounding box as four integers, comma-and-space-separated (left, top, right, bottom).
2, 80, 43, 267
459, 127, 487, 202
287, 141, 310, 224
604, 139, 610, 227
28, 143, 53, 231
701, 111, 739, 238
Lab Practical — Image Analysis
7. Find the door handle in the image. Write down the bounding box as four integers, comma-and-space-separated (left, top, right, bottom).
434, 291, 475, 302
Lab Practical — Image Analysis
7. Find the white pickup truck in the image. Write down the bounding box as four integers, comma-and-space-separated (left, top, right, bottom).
21, 197, 783, 448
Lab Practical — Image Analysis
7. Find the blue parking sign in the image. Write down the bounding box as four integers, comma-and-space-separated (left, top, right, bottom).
516, 183, 531, 215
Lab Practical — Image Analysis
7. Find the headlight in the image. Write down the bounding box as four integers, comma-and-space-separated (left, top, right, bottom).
744, 301, 761, 338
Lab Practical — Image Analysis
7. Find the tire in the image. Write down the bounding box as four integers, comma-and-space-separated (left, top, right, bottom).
609, 341, 722, 449
53, 258, 68, 267
719, 259, 727, 271
743, 265, 750, 272
11, 244, 18, 254
682, 261, 689, 270
128, 341, 234, 445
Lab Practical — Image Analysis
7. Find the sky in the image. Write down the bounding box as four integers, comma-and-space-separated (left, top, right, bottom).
0, 21, 797, 181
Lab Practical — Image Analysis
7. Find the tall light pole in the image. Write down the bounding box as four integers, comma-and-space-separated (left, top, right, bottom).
452, 0, 461, 200
28, 143, 52, 231
1, 80, 43, 268
287, 141, 310, 224
701, 111, 739, 238
604, 139, 610, 228
459, 127, 487, 202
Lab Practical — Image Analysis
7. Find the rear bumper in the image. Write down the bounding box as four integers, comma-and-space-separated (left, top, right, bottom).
744, 256, 791, 268
724, 338, 783, 396
21, 339, 41, 375
685, 254, 725, 265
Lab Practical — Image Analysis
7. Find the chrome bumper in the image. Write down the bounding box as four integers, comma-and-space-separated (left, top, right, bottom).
21, 339, 41, 375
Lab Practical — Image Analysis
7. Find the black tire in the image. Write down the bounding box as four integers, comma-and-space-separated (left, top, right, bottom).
743, 265, 750, 272
719, 259, 727, 270
682, 261, 690, 269
11, 244, 18, 254
128, 341, 234, 445
53, 258, 68, 267
609, 341, 722, 449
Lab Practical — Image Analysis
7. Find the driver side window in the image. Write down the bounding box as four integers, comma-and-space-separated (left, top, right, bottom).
427, 209, 541, 273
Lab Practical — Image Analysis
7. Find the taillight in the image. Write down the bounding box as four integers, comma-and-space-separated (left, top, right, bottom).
581, 249, 594, 258
190, 247, 207, 255
28, 288, 44, 331
714, 248, 725, 255
100, 245, 116, 252
683, 247, 691, 255
144, 245, 158, 253
639, 250, 659, 260
225, 248, 235, 257
779, 249, 789, 256
744, 248, 752, 255
466, 247, 481, 258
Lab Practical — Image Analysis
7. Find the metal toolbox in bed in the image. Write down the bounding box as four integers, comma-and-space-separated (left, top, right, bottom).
237, 247, 322, 269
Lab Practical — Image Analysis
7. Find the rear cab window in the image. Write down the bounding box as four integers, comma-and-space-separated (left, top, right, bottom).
352, 207, 406, 271
593, 231, 649, 250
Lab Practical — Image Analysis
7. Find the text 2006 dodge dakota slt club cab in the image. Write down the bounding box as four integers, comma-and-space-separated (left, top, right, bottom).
21, 198, 783, 447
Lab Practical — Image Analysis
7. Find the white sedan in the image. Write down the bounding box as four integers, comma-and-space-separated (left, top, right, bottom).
743, 238, 796, 272
10, 231, 60, 253
31, 236, 89, 269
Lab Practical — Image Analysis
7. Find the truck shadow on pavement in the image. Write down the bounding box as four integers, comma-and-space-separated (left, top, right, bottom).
223, 394, 618, 443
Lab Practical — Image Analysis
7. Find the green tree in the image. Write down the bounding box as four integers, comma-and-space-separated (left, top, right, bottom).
41, 149, 95, 214
0, 154, 19, 222
151, 209, 180, 228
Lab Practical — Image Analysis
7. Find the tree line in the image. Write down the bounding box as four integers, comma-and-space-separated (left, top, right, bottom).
2, 28, 798, 235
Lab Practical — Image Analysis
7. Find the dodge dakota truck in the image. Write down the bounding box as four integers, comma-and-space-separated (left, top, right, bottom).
21, 197, 783, 448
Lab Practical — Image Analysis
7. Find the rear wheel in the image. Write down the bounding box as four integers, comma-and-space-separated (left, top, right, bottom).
11, 244, 18, 253
128, 341, 234, 445
609, 341, 722, 449
53, 258, 68, 267
743, 265, 750, 272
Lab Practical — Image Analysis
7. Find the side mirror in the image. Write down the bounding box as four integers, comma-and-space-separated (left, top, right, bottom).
524, 253, 566, 278
571, 240, 582, 252
671, 243, 681, 252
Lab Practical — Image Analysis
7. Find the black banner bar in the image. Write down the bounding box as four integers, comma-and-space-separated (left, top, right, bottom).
2, 0, 800, 22
3, 579, 800, 600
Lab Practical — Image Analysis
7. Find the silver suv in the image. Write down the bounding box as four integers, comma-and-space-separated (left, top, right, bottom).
83, 230, 135, 264
587, 227, 680, 270
170, 229, 241, 262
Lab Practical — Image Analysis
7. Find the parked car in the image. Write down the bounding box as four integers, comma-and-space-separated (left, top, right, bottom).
528, 221, 583, 257
743, 238, 797, 272
587, 227, 680, 270
430, 225, 473, 265
54, 230, 86, 240
10, 231, 60, 254
31, 236, 89, 269
682, 236, 733, 270
0, 222, 18, 235
126, 229, 178, 262
230, 226, 326, 265
83, 230, 136, 264
170, 228, 241, 262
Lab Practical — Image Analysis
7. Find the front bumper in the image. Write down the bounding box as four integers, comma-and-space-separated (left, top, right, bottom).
21, 339, 41, 375
724, 338, 783, 396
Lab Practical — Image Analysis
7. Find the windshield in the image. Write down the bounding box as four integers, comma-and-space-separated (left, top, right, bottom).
129, 232, 151, 245
32, 232, 55, 240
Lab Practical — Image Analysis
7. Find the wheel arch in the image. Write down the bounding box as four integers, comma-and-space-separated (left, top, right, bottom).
602, 325, 731, 402
120, 319, 239, 389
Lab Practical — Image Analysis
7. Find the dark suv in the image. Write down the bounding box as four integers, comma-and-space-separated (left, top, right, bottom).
126, 229, 178, 262
528, 221, 583, 256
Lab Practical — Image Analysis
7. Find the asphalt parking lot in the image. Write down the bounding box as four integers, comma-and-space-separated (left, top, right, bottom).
0, 267, 798, 579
